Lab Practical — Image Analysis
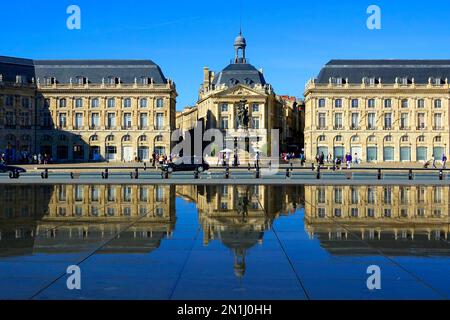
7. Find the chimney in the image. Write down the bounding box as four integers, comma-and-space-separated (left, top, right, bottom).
203, 67, 212, 89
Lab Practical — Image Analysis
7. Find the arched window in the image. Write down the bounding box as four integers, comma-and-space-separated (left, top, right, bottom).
122, 135, 131, 142
106, 135, 115, 142
384, 135, 393, 142
139, 135, 147, 142
90, 135, 98, 142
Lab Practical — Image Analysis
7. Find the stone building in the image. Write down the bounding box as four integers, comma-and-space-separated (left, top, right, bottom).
176, 33, 286, 161
304, 60, 450, 163
0, 56, 177, 163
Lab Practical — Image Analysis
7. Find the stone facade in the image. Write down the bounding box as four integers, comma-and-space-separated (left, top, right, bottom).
304, 60, 450, 163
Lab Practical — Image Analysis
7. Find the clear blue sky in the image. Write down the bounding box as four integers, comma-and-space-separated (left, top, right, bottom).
2, 0, 450, 109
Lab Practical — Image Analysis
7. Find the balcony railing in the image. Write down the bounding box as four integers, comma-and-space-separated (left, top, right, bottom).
350, 126, 361, 130
317, 126, 327, 130
333, 126, 343, 130
416, 125, 426, 130
434, 126, 444, 130
384, 126, 392, 130
400, 126, 411, 130
367, 125, 376, 130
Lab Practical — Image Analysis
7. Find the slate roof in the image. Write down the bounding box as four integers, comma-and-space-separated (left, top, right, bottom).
317, 60, 450, 84
0, 56, 35, 83
0, 56, 168, 85
213, 63, 266, 87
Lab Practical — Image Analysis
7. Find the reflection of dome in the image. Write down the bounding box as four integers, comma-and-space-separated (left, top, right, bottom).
219, 229, 264, 251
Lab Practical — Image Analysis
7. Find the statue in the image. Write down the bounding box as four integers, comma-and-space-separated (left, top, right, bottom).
236, 102, 249, 129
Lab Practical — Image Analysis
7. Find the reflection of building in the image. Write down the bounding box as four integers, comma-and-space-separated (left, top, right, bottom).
304, 60, 450, 163
175, 33, 301, 158
0, 185, 176, 256
0, 56, 177, 162
177, 185, 302, 278
305, 185, 450, 256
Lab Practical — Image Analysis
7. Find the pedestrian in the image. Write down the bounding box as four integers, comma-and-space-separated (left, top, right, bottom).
346, 153, 352, 169
318, 152, 324, 165
442, 154, 447, 169
328, 153, 333, 164
38, 153, 42, 164
354, 153, 359, 165
432, 154, 437, 169
255, 152, 260, 168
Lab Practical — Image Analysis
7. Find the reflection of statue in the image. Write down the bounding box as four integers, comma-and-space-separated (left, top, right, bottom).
237, 103, 249, 129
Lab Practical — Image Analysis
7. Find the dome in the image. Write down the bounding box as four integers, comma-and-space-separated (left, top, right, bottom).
234, 33, 247, 49
212, 63, 266, 88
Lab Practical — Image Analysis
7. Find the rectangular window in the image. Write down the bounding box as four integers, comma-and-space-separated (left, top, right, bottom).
434, 113, 442, 129
59, 113, 67, 128
317, 188, 326, 204
75, 98, 83, 108
400, 113, 409, 129
384, 99, 392, 108
351, 99, 359, 108
221, 103, 228, 112
417, 99, 425, 108
334, 188, 343, 204
384, 147, 394, 161
368, 99, 375, 108
318, 99, 326, 108
334, 99, 342, 108
417, 113, 425, 129
140, 98, 148, 108
123, 113, 132, 129
107, 98, 115, 108
252, 104, 260, 112
334, 113, 343, 129
156, 113, 164, 130
318, 113, 326, 129
416, 147, 427, 161
367, 147, 378, 162
367, 188, 376, 204
156, 98, 164, 108
91, 113, 100, 128
434, 99, 442, 109
368, 113, 376, 129
384, 113, 392, 129
221, 117, 229, 129
351, 113, 359, 129
75, 113, 83, 129
91, 98, 99, 108
400, 147, 411, 162
139, 113, 148, 129
252, 117, 260, 129
123, 98, 132, 108
107, 113, 116, 129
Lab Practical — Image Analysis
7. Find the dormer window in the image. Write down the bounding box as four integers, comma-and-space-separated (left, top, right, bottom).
431, 77, 442, 86
399, 77, 409, 85
229, 78, 239, 86
75, 76, 86, 85
44, 77, 56, 86
363, 77, 377, 85
107, 76, 119, 85
244, 78, 254, 85
331, 77, 345, 85
16, 75, 27, 84
140, 77, 150, 85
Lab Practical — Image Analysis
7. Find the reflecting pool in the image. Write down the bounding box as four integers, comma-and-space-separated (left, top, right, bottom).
0, 184, 449, 300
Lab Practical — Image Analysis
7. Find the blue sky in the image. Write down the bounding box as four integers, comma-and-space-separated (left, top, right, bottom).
2, 0, 450, 109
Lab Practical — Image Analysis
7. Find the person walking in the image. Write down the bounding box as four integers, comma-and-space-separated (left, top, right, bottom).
432, 154, 437, 169
254, 152, 260, 168
442, 154, 447, 169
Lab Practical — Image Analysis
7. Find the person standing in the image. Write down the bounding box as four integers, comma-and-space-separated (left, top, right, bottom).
442, 154, 447, 169
432, 154, 437, 169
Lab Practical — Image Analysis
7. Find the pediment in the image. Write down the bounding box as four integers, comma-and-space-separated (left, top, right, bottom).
213, 85, 266, 98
